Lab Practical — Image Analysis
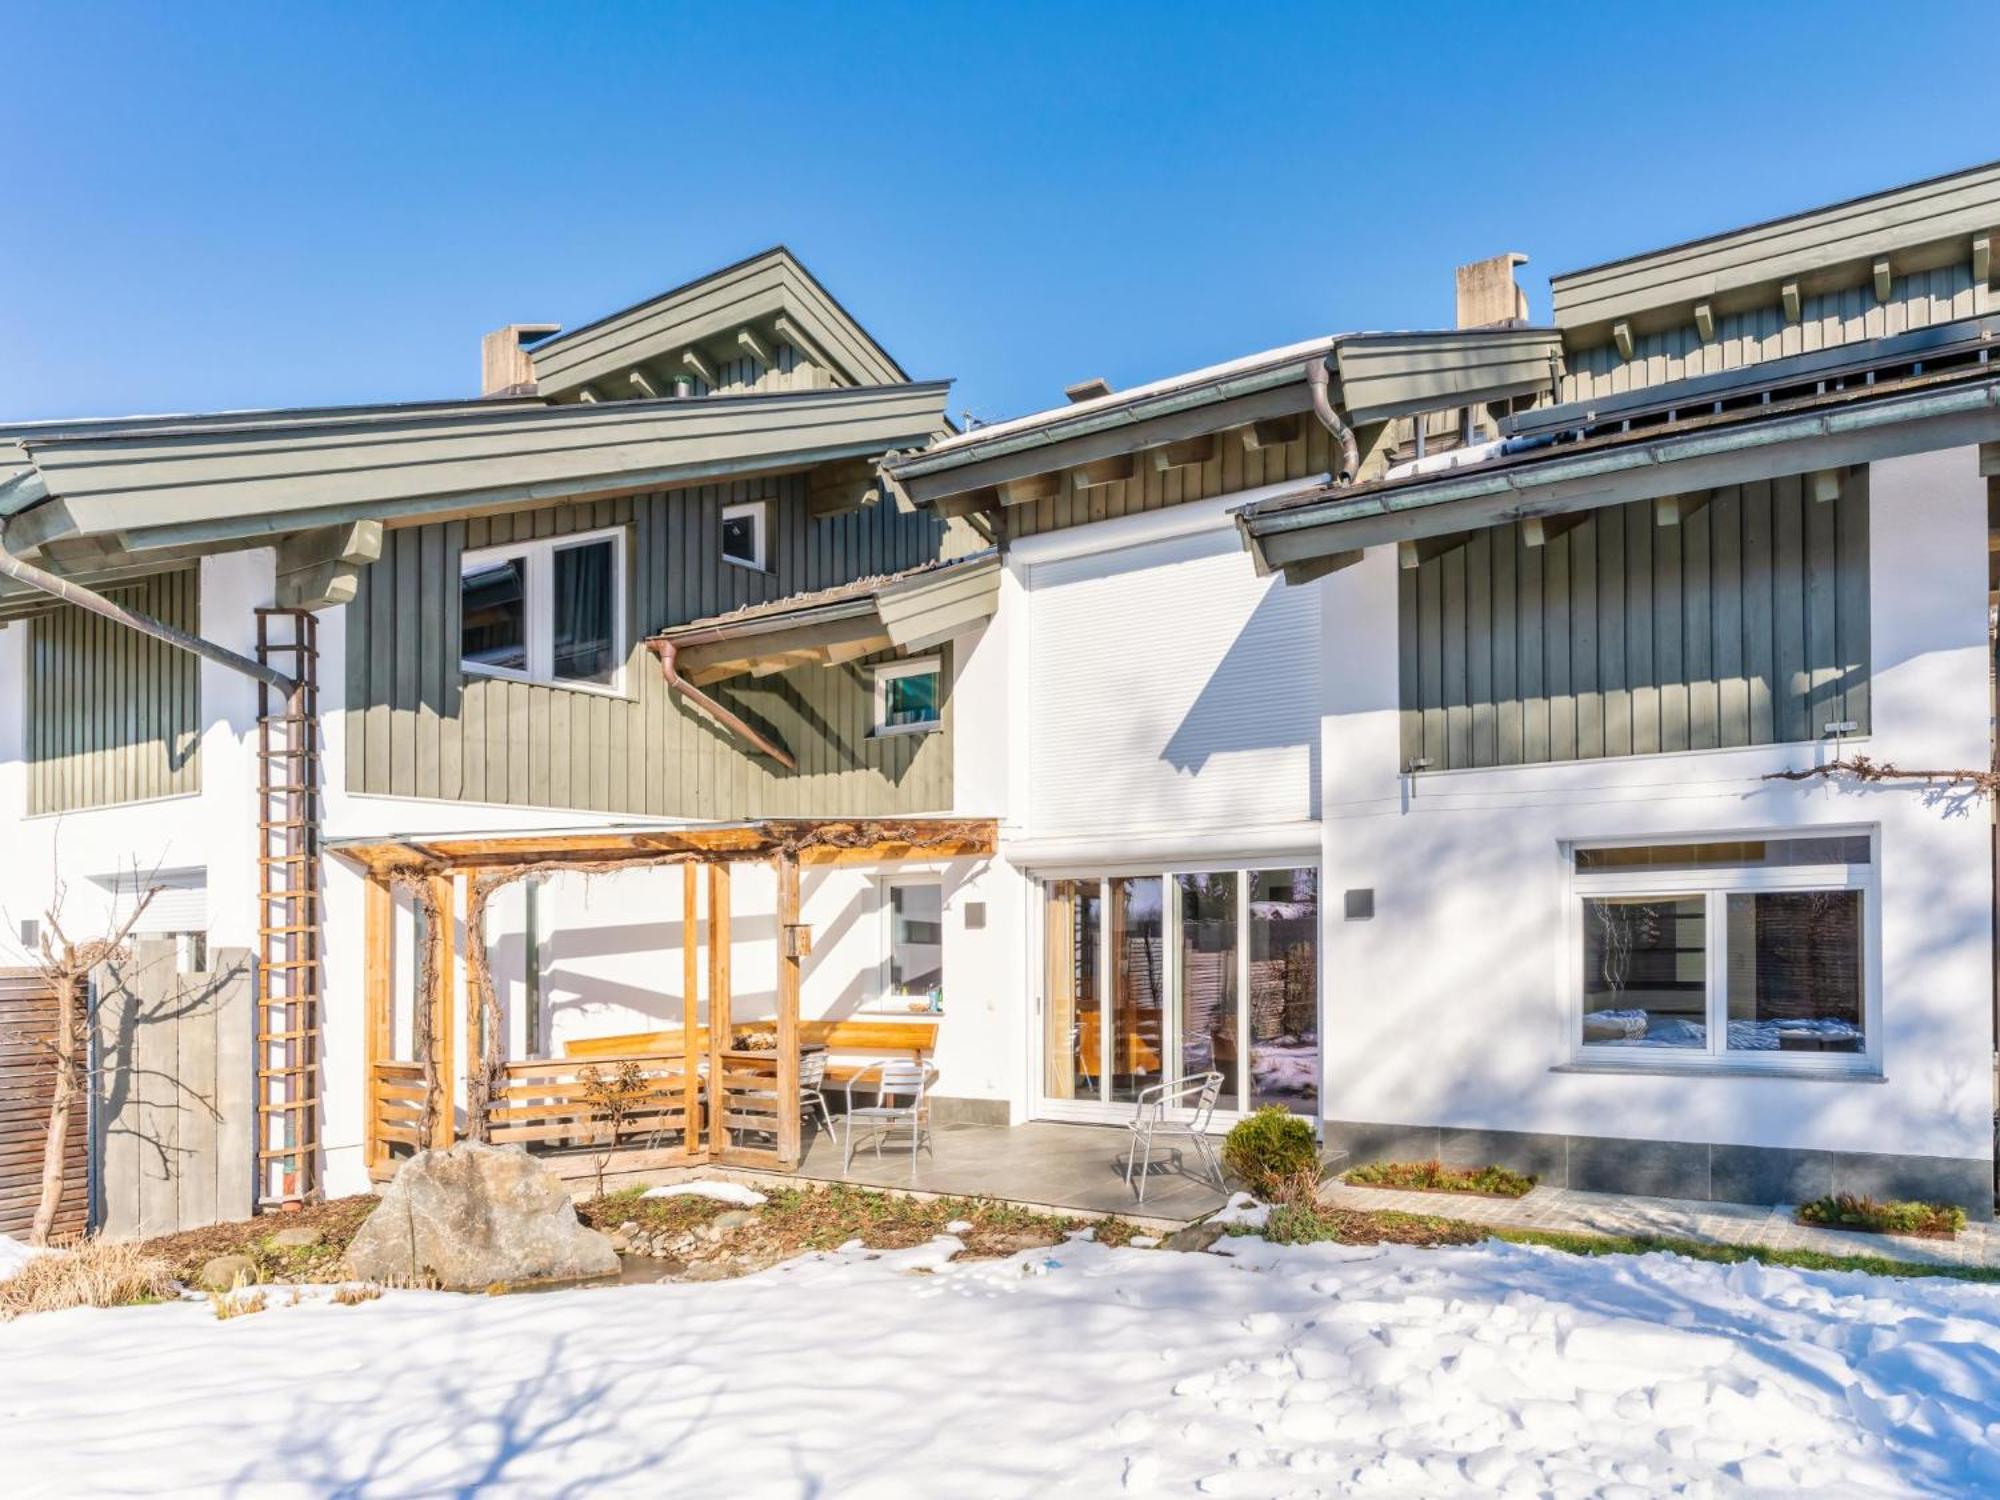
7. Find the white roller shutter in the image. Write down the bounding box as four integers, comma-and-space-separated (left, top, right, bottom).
1027, 525, 1320, 837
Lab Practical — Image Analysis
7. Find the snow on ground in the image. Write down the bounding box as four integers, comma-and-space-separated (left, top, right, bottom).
640, 1181, 768, 1207
0, 1234, 49, 1282
4, 1234, 2000, 1497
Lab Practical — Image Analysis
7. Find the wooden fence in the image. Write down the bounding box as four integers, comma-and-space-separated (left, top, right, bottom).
94, 943, 255, 1239
0, 969, 89, 1240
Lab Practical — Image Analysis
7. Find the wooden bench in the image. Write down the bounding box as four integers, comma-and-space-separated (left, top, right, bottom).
562, 1019, 936, 1087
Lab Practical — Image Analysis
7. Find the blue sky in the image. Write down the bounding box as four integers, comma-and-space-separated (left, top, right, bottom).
3, 2, 1993, 426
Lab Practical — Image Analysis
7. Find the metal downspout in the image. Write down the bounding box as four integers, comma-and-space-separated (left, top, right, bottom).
0, 524, 294, 692
646, 638, 799, 770
1304, 358, 1360, 483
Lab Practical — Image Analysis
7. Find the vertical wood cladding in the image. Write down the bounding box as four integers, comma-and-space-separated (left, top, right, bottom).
344, 474, 954, 817
1399, 469, 1869, 772
28, 570, 201, 814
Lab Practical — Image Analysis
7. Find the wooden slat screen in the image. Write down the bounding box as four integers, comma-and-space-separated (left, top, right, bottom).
28, 570, 201, 815
1398, 468, 1870, 772
0, 970, 88, 1241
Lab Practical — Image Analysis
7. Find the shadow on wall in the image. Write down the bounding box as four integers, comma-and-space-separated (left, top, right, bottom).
1159, 581, 1320, 812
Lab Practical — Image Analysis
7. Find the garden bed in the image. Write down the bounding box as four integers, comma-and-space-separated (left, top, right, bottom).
1795, 1193, 1966, 1240
1342, 1159, 1537, 1199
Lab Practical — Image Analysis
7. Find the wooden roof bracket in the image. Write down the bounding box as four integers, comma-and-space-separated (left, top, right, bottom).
646, 637, 798, 770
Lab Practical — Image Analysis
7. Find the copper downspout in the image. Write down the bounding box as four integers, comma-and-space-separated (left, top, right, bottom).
1304, 358, 1361, 483
646, 638, 798, 770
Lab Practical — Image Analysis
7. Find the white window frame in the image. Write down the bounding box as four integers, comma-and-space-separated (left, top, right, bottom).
459, 525, 628, 696
873, 655, 942, 737
1564, 830, 1880, 1076
879, 873, 946, 1008
720, 501, 768, 571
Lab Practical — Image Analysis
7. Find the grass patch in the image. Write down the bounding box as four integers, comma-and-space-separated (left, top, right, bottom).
0, 1239, 179, 1320
1343, 1159, 1536, 1199
143, 1194, 379, 1287
1796, 1194, 1966, 1239
1242, 1196, 1999, 1284
578, 1180, 1145, 1266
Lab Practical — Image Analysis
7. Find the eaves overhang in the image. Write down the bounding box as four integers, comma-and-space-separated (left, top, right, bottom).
1237, 365, 2000, 573
650, 551, 1000, 685
1, 380, 951, 555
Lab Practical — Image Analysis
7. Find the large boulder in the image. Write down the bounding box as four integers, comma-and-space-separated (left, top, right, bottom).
345, 1142, 619, 1290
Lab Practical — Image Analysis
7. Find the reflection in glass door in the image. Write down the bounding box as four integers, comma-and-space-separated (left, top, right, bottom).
1248, 869, 1319, 1113
1108, 878, 1164, 1102
1042, 880, 1101, 1101
1175, 874, 1239, 1112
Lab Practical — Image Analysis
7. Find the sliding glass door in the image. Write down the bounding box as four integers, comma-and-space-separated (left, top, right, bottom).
1040, 866, 1318, 1121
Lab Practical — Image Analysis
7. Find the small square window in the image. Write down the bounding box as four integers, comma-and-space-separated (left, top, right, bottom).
875, 657, 941, 736
722, 502, 767, 570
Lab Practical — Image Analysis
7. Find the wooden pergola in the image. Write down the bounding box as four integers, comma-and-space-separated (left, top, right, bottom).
333, 817, 996, 1181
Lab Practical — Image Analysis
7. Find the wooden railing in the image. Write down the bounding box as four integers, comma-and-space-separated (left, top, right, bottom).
488, 1052, 696, 1153
371, 1060, 431, 1159
712, 1049, 783, 1146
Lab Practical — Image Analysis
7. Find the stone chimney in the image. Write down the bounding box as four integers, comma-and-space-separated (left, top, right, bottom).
1454, 254, 1530, 329
481, 323, 561, 396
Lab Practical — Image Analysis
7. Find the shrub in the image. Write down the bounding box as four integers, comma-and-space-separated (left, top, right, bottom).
1796, 1194, 1966, 1238
1222, 1107, 1321, 1201
0, 1239, 177, 1321
332, 1283, 384, 1306
1343, 1159, 1537, 1198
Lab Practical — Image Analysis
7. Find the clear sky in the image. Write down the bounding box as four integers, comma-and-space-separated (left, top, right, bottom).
3, 1, 1994, 426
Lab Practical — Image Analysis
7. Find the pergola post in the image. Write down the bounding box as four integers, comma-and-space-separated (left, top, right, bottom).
706, 862, 731, 1158
682, 863, 703, 1160
775, 851, 803, 1167
426, 874, 456, 1150
362, 875, 393, 1169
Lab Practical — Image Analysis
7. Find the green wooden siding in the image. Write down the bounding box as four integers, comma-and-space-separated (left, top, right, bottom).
1398, 469, 1869, 773
343, 473, 955, 816
28, 570, 201, 814
1005, 418, 1338, 539
1562, 265, 1983, 403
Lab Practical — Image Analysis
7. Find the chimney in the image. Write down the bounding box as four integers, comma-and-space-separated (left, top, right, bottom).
481, 322, 561, 396
1454, 254, 1530, 329
1063, 377, 1114, 403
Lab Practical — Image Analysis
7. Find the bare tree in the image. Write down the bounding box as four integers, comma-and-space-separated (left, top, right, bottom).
9, 866, 161, 1245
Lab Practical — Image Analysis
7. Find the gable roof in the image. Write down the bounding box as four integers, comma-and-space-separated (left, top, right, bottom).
1551, 158, 2000, 345
524, 247, 909, 400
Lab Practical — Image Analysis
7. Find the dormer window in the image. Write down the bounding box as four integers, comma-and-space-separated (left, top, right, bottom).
722, 501, 768, 571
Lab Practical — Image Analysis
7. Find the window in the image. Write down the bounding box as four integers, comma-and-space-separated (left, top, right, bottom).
459, 527, 626, 692
884, 880, 944, 1008
721, 501, 767, 570
1570, 834, 1873, 1070
874, 657, 942, 735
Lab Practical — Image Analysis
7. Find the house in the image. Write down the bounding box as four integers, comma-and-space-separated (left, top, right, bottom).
0, 249, 1008, 1230
3, 162, 1996, 1237
891, 161, 2000, 1218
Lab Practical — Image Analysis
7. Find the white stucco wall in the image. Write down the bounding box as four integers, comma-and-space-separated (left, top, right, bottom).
1316, 448, 1995, 1166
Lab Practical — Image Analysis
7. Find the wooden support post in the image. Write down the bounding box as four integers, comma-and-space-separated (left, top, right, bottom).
362, 876, 393, 1169
682, 864, 703, 1162
775, 853, 803, 1168
427, 874, 456, 1150
464, 874, 489, 1143
706, 862, 731, 1157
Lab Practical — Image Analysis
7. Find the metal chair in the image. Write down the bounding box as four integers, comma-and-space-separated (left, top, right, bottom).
842, 1059, 936, 1173
1071, 1022, 1095, 1090
1123, 1071, 1225, 1202
799, 1048, 835, 1140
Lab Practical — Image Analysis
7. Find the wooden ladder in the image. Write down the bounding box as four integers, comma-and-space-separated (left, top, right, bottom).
255, 609, 323, 1207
